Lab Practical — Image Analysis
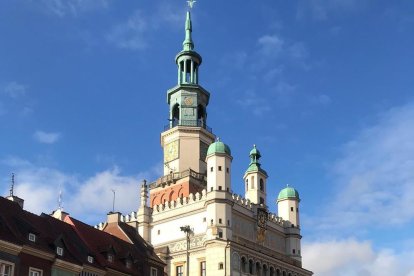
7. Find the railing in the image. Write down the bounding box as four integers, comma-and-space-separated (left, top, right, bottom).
149, 168, 207, 189
164, 119, 212, 133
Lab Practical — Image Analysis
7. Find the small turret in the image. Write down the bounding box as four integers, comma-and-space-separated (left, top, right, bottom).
206, 139, 232, 192
244, 145, 268, 205
137, 180, 151, 242
277, 185, 300, 227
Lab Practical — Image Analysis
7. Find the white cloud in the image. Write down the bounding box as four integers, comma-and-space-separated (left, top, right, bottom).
303, 239, 414, 276
41, 0, 110, 17
1, 157, 155, 224
310, 94, 332, 105
297, 0, 366, 20
33, 131, 61, 144
106, 10, 148, 50
3, 81, 27, 98
236, 89, 271, 116
258, 34, 285, 58
313, 102, 414, 232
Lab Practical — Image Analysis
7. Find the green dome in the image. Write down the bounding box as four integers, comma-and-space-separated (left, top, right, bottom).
207, 141, 231, 156
277, 186, 300, 201
249, 145, 261, 157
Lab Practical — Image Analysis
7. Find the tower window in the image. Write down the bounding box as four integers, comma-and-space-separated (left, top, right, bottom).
291, 207, 294, 212
210, 167, 213, 172
203, 217, 206, 222
260, 179, 264, 191
219, 218, 222, 224
218, 262, 224, 270
211, 219, 213, 225
218, 231, 223, 238
226, 168, 229, 173
219, 186, 222, 190
296, 207, 299, 212
218, 166, 222, 171
158, 230, 161, 235
293, 249, 296, 254
227, 219, 230, 226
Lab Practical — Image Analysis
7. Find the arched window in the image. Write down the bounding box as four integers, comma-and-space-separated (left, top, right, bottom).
260, 178, 264, 191
197, 105, 205, 127
263, 264, 268, 276
172, 104, 180, 126
276, 269, 281, 276
246, 179, 249, 191
270, 267, 275, 276
241, 257, 247, 273
249, 260, 254, 274
232, 253, 240, 271
251, 176, 255, 189
256, 262, 261, 275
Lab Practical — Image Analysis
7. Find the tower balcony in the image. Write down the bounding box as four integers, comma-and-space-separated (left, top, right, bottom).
164, 119, 212, 133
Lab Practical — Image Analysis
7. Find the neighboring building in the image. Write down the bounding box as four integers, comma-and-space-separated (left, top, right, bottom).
0, 196, 165, 275
97, 9, 313, 276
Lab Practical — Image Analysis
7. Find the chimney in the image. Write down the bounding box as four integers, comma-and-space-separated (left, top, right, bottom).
107, 212, 122, 224
6, 195, 24, 209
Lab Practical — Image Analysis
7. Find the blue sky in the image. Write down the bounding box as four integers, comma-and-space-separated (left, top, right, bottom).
1, 0, 414, 274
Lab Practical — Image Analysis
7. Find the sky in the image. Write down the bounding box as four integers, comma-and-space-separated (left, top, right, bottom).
1, 0, 414, 275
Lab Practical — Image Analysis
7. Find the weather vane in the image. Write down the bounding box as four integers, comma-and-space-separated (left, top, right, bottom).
187, 0, 196, 9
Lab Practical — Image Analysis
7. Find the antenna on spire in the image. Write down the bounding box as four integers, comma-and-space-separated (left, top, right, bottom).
10, 173, 15, 197
187, 0, 196, 9
111, 189, 116, 212
58, 185, 63, 210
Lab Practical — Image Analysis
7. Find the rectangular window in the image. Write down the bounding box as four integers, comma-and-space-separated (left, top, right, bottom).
218, 166, 222, 171
0, 261, 14, 276
218, 231, 223, 238
292, 249, 296, 254
226, 168, 229, 173
151, 268, 158, 276
291, 207, 294, 212
28, 233, 36, 242
176, 265, 183, 276
218, 263, 224, 270
29, 268, 43, 276
56, 247, 63, 256
210, 167, 213, 172
200, 261, 206, 276
218, 186, 222, 190
219, 218, 222, 224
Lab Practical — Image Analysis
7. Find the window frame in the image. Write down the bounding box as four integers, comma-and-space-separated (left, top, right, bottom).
200, 261, 206, 276
150, 267, 158, 276
176, 265, 183, 276
0, 260, 15, 276
29, 267, 43, 276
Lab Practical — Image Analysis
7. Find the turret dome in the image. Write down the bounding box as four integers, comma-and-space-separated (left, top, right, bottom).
207, 140, 231, 156
277, 186, 300, 202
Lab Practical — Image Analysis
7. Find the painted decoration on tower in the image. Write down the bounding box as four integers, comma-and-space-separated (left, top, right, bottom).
257, 208, 268, 228
164, 140, 179, 163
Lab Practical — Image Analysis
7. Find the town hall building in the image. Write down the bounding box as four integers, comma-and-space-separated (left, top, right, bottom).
96, 6, 313, 276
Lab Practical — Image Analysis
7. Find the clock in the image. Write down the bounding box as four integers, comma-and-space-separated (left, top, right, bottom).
257, 208, 268, 228
184, 96, 194, 106
164, 140, 179, 163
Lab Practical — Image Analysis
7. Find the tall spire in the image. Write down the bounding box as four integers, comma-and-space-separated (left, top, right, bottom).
183, 11, 194, 51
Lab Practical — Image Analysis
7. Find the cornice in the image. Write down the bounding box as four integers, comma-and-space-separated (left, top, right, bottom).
0, 239, 22, 255
21, 245, 54, 261
53, 259, 83, 273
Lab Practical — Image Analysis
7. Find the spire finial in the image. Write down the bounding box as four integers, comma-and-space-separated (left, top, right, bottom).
10, 173, 15, 197
216, 137, 220, 142
183, 5, 194, 51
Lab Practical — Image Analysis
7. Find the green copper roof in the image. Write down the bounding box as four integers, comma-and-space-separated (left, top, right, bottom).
245, 145, 267, 176
277, 186, 300, 201
207, 140, 231, 156
183, 11, 194, 51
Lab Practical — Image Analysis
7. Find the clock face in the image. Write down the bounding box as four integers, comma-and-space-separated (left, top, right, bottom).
184, 96, 194, 106
164, 140, 179, 163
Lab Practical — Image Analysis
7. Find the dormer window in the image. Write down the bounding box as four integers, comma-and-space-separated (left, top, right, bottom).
56, 247, 63, 256
28, 233, 36, 242
108, 254, 114, 262
126, 260, 132, 269
87, 256, 94, 263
